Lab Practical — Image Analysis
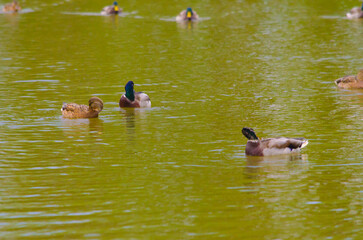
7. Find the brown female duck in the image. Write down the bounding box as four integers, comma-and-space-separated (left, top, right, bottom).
2, 1, 21, 12
119, 81, 151, 108
335, 69, 363, 89
61, 97, 103, 118
242, 127, 309, 156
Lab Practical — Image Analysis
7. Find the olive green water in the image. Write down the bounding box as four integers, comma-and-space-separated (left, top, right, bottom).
0, 0, 362, 239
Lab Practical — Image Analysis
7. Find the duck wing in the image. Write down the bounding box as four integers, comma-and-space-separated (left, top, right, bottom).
102, 5, 115, 15
62, 103, 89, 112
262, 137, 308, 149
135, 92, 151, 108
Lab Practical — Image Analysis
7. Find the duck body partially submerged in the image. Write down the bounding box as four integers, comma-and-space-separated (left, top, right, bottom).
176, 7, 199, 22
2, 1, 21, 13
119, 81, 151, 108
61, 97, 104, 118
242, 127, 308, 156
101, 1, 122, 15
346, 5, 363, 19
335, 69, 363, 89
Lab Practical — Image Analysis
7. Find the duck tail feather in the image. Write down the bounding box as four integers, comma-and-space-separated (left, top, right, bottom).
301, 140, 309, 149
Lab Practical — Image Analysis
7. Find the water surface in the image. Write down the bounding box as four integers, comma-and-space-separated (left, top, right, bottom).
0, 0, 362, 239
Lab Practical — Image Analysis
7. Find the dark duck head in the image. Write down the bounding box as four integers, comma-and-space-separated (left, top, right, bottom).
242, 127, 259, 140
125, 81, 135, 101
113, 1, 119, 13
186, 7, 193, 20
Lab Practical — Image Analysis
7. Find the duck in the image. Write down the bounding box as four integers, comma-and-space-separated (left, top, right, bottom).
2, 1, 21, 13
101, 1, 122, 15
335, 69, 363, 89
119, 81, 151, 108
241, 127, 309, 156
61, 97, 103, 118
176, 7, 199, 22
346, 3, 363, 19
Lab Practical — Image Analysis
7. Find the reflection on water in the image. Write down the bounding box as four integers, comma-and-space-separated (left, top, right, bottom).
119, 108, 151, 144
177, 20, 197, 30
120, 108, 136, 139
336, 88, 363, 106
245, 154, 309, 179
61, 11, 138, 17
61, 117, 103, 141
0, 8, 34, 15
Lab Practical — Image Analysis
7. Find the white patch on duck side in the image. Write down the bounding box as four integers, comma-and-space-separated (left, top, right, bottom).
346, 13, 356, 19
262, 147, 301, 156
138, 93, 151, 108
346, 7, 362, 19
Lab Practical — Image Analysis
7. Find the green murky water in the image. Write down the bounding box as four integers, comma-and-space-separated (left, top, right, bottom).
0, 0, 362, 239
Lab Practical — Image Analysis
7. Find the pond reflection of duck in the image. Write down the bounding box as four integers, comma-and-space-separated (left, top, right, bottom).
2, 1, 21, 13
119, 81, 151, 108
61, 97, 103, 118
335, 69, 363, 89
241, 127, 309, 156
101, 1, 122, 15
61, 118, 103, 140
176, 7, 199, 22
177, 19, 198, 30
346, 3, 363, 19
245, 154, 308, 179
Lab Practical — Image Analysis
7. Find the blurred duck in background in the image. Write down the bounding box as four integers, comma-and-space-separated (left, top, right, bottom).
2, 1, 21, 12
335, 69, 363, 89
176, 7, 199, 22
101, 1, 122, 15
61, 97, 104, 118
346, 2, 363, 19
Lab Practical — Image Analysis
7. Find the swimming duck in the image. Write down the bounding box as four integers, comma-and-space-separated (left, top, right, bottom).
242, 127, 309, 156
2, 1, 21, 12
61, 97, 103, 118
176, 7, 199, 22
346, 3, 363, 19
101, 1, 121, 15
335, 69, 363, 89
119, 81, 151, 108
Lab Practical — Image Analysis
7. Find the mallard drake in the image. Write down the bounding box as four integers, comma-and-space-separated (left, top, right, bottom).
242, 127, 309, 156
346, 3, 363, 19
335, 69, 363, 89
101, 1, 122, 15
176, 7, 199, 22
61, 97, 103, 118
119, 81, 151, 108
2, 1, 21, 12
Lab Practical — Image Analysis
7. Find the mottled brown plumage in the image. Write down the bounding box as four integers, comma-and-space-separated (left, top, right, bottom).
335, 69, 363, 89
61, 97, 103, 119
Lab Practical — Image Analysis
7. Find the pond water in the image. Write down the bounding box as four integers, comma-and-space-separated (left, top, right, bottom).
0, 0, 362, 239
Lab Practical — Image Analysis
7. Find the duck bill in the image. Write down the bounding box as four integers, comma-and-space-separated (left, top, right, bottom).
187, 11, 192, 20
114, 6, 119, 13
